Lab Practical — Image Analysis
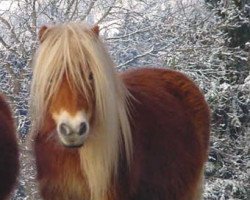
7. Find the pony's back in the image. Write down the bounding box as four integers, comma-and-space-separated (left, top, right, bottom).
0, 94, 19, 199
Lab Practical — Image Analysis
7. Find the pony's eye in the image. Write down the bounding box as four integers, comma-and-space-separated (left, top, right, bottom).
89, 72, 93, 81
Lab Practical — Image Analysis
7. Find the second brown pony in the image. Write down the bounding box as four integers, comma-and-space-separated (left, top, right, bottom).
31, 23, 210, 200
0, 94, 19, 199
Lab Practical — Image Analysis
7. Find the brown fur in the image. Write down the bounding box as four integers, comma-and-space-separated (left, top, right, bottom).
0, 94, 19, 199
38, 25, 49, 43
34, 68, 210, 200
117, 68, 210, 199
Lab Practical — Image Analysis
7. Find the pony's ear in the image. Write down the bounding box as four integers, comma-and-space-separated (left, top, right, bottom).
91, 25, 99, 36
38, 25, 49, 43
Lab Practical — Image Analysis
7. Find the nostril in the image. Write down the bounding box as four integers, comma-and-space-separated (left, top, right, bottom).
79, 122, 87, 135
59, 123, 71, 135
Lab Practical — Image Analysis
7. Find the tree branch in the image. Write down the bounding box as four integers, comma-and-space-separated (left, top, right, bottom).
80, 0, 98, 20
0, 36, 19, 55
97, 1, 117, 24
117, 46, 155, 70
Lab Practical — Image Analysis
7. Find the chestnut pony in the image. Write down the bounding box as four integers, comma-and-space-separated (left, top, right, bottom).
0, 94, 19, 199
30, 22, 210, 200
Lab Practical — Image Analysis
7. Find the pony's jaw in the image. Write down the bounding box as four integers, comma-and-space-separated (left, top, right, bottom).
52, 110, 90, 148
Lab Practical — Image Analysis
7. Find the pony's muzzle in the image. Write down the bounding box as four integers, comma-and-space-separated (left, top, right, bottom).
59, 122, 87, 136
58, 121, 89, 148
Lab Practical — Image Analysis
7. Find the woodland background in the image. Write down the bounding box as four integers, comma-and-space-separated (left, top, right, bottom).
0, 0, 249, 199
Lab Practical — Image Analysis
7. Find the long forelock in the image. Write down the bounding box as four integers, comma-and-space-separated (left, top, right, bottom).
31, 24, 93, 129
31, 23, 133, 200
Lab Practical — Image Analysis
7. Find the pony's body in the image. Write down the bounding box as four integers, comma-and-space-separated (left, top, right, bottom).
31, 23, 210, 200
120, 68, 209, 200
0, 94, 19, 199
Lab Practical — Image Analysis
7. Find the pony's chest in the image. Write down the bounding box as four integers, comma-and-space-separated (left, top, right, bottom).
35, 137, 90, 199
39, 175, 89, 200
59, 175, 89, 199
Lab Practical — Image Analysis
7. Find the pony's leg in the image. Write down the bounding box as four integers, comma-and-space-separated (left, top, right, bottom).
192, 168, 205, 200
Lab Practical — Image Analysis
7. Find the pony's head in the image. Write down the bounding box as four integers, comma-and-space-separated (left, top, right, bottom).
34, 24, 100, 147
31, 22, 132, 199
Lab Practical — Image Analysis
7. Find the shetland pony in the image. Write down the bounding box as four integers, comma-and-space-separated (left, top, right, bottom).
0, 94, 19, 199
31, 22, 210, 200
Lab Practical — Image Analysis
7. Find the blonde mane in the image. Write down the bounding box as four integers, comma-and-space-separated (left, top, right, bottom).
30, 23, 133, 200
